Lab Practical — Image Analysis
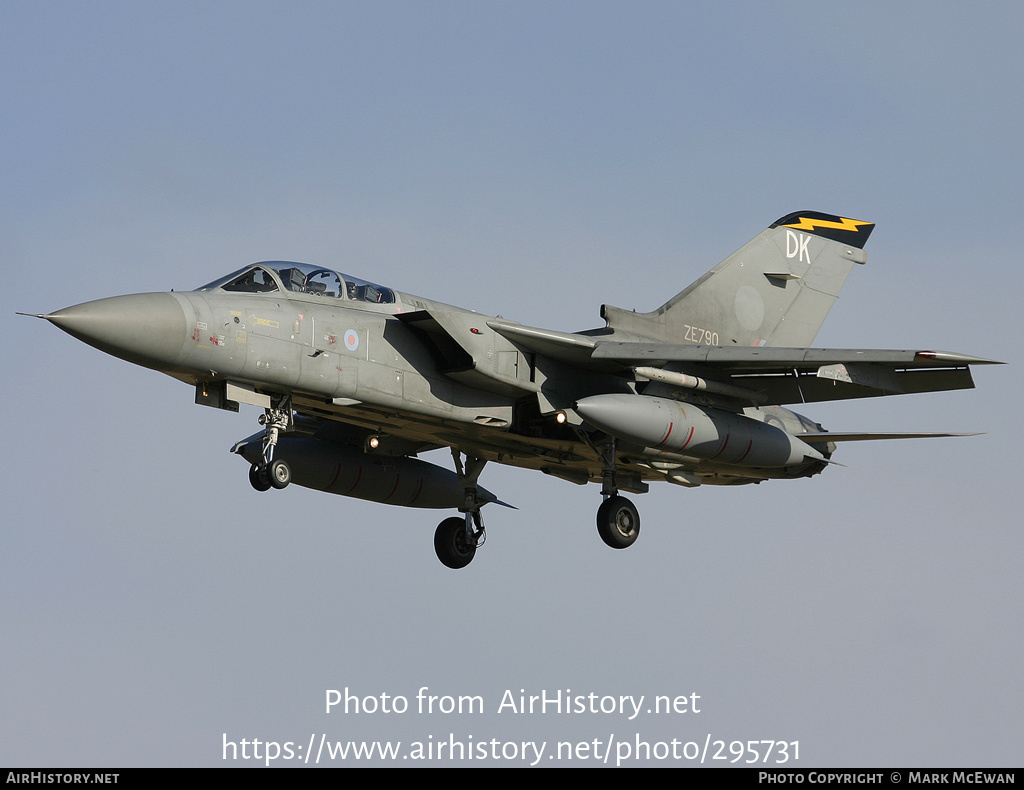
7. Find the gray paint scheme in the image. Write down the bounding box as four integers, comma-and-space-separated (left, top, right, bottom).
26, 212, 999, 567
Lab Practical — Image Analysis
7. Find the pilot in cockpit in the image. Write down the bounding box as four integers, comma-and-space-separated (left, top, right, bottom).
222, 267, 278, 293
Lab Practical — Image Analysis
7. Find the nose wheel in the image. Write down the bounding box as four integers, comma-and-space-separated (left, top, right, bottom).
248, 457, 292, 491
248, 463, 272, 491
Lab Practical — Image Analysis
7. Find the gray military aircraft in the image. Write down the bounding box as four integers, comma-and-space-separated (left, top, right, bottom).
25, 211, 998, 568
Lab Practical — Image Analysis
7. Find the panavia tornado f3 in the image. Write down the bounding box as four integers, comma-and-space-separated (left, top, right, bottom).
24, 211, 999, 568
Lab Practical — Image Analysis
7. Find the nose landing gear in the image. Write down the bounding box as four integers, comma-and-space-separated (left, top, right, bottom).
247, 397, 293, 492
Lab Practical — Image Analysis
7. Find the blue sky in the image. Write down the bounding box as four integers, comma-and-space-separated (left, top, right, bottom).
3, 1, 1020, 766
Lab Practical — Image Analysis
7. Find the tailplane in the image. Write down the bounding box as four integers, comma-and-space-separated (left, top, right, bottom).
601, 211, 875, 347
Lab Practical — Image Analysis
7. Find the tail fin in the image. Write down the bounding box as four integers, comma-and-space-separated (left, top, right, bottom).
601, 211, 875, 347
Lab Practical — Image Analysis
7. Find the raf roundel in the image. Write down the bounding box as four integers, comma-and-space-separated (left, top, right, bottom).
344, 329, 359, 351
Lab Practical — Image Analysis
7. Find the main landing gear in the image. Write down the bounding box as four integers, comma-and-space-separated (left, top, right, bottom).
594, 436, 640, 550
430, 437, 643, 568
247, 398, 293, 492
433, 450, 488, 569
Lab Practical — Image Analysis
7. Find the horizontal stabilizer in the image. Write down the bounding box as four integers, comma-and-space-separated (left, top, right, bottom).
798, 432, 982, 443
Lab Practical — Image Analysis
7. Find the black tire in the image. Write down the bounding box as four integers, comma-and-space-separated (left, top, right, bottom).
268, 458, 291, 489
434, 516, 476, 569
249, 464, 272, 492
596, 495, 640, 549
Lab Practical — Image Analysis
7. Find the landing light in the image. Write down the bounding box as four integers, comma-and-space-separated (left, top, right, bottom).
366, 435, 381, 451
555, 411, 567, 424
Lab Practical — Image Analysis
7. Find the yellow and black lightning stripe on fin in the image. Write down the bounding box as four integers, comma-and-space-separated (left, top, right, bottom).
770, 210, 875, 249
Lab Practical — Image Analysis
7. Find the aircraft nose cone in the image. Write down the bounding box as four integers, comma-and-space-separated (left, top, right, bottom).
44, 293, 188, 369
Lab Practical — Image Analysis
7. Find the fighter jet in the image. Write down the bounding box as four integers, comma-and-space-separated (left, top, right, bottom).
24, 211, 999, 568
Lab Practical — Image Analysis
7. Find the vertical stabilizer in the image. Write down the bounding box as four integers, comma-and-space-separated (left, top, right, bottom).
601, 211, 875, 347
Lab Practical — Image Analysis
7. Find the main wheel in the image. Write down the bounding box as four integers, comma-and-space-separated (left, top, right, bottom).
268, 458, 292, 489
434, 516, 477, 569
249, 464, 272, 492
596, 495, 640, 549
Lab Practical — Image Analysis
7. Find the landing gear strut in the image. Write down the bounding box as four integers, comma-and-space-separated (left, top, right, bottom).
595, 436, 641, 549
434, 449, 488, 569
247, 396, 293, 492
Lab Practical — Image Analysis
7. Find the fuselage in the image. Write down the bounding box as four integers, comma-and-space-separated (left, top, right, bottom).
41, 260, 832, 489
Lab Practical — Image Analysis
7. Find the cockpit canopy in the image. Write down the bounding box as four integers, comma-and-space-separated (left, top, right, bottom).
197, 261, 396, 304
